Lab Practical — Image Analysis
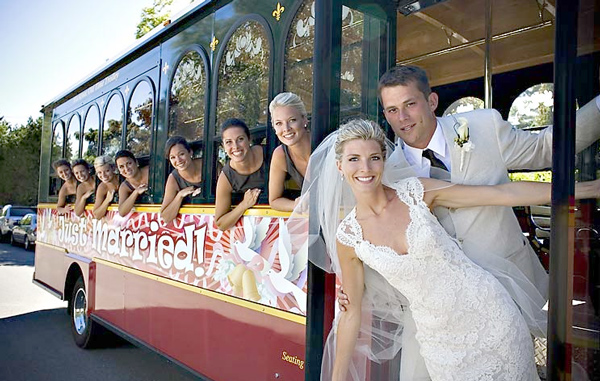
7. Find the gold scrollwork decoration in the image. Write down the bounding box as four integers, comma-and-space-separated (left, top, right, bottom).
210, 35, 219, 51
272, 2, 285, 21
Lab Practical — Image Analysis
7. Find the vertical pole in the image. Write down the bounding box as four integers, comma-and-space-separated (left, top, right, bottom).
306, 0, 341, 379
548, 1, 579, 380
484, 0, 493, 108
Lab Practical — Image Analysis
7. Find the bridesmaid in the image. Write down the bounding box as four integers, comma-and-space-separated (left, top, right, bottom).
53, 159, 77, 215
72, 159, 95, 217
92, 155, 119, 219
160, 136, 203, 224
214, 118, 264, 230
268, 92, 310, 212
116, 150, 149, 216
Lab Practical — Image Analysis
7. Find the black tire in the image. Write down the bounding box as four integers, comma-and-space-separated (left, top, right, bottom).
9, 233, 16, 246
70, 277, 104, 348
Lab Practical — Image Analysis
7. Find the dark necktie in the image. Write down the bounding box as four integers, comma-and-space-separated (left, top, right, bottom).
422, 149, 448, 172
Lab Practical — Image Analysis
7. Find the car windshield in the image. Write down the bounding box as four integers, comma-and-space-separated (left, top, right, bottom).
11, 208, 35, 217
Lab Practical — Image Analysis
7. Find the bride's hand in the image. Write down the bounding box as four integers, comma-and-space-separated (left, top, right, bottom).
337, 286, 349, 312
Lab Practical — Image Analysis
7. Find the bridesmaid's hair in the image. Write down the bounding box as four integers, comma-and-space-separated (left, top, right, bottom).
269, 92, 307, 119
164, 135, 192, 157
335, 119, 387, 161
72, 158, 91, 170
94, 155, 116, 170
52, 158, 71, 170
378, 65, 431, 99
115, 150, 136, 162
220, 118, 250, 139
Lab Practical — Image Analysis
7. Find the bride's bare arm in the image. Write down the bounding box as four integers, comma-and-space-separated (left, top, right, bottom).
421, 177, 600, 209
332, 241, 364, 381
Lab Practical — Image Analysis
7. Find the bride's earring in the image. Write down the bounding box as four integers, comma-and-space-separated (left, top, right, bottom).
340, 173, 344, 181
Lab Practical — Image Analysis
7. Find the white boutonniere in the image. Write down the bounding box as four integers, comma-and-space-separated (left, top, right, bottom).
452, 116, 474, 171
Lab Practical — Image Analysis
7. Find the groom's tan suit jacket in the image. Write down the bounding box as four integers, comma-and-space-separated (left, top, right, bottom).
388, 99, 600, 301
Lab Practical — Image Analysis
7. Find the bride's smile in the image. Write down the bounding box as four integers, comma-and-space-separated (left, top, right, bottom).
337, 139, 384, 191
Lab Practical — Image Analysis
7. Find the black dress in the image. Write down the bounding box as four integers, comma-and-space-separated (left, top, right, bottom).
171, 169, 202, 204
281, 145, 304, 200
122, 180, 149, 204
222, 159, 265, 205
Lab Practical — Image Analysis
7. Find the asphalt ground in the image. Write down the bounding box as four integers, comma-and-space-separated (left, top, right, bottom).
0, 242, 198, 381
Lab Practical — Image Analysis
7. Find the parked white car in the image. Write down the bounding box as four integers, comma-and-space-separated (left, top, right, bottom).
0, 205, 36, 242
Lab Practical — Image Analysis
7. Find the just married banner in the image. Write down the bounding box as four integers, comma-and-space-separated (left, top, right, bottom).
37, 207, 309, 315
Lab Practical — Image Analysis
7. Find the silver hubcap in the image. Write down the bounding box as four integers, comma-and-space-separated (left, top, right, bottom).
73, 288, 87, 335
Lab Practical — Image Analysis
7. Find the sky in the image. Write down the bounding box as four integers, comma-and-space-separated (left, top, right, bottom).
0, 0, 191, 127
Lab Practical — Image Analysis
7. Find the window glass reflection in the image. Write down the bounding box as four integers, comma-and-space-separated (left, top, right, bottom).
102, 93, 124, 157
169, 51, 206, 142
340, 6, 364, 116
572, 3, 599, 376
443, 97, 485, 116
216, 20, 270, 129
49, 122, 64, 197
126, 80, 153, 157
83, 105, 100, 163
284, 0, 315, 115
508, 83, 554, 130
66, 115, 81, 162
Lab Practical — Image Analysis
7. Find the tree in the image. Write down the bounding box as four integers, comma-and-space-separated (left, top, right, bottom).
0, 117, 42, 205
135, 0, 174, 39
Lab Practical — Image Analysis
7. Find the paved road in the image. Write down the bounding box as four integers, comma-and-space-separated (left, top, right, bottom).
0, 242, 199, 381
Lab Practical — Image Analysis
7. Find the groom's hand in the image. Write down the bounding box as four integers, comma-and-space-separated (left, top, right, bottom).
337, 286, 349, 312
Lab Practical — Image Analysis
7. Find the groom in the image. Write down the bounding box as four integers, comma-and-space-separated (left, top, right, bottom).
338, 65, 600, 332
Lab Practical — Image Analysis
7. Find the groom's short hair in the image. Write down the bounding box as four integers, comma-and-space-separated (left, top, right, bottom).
378, 65, 432, 99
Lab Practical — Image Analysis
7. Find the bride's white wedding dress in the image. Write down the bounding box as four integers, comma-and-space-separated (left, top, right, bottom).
336, 177, 540, 381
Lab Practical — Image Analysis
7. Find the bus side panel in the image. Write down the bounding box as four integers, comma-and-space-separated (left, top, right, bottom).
93, 251, 306, 381
108, 263, 306, 381
33, 244, 68, 297
93, 262, 125, 328
39, 208, 308, 379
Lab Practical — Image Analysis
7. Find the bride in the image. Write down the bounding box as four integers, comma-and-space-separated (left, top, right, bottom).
304, 119, 599, 381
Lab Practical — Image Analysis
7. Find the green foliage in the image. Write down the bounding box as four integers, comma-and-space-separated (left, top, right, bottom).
135, 0, 174, 39
509, 171, 552, 183
0, 117, 42, 205
508, 83, 554, 129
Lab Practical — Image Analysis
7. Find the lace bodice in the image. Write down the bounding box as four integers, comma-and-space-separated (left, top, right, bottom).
336, 177, 538, 381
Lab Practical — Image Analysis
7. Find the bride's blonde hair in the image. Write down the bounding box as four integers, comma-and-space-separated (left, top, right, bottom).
334, 118, 387, 160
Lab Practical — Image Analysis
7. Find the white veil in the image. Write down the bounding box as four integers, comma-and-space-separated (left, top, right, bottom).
293, 130, 430, 380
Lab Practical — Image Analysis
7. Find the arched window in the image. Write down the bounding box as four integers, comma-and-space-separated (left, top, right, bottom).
49, 121, 65, 197
169, 50, 207, 144
65, 114, 81, 163
102, 93, 124, 157
443, 97, 485, 116
82, 105, 100, 162
216, 20, 270, 130
126, 80, 154, 157
508, 83, 554, 130
284, 0, 315, 114
508, 84, 553, 183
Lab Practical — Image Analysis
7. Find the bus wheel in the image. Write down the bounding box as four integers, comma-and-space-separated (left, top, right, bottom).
71, 277, 103, 348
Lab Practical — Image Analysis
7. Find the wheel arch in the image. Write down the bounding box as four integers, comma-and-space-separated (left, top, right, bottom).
65, 263, 84, 310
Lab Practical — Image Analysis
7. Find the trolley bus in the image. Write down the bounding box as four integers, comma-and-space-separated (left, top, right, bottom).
34, 0, 599, 379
